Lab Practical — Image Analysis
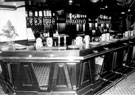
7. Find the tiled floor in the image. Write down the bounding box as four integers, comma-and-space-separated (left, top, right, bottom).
1, 72, 135, 95
0, 86, 7, 95
102, 71, 135, 95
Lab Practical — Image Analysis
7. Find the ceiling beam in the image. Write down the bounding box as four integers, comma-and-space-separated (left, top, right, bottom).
129, 0, 135, 8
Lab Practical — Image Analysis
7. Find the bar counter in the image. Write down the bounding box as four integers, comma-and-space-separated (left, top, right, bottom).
0, 36, 135, 95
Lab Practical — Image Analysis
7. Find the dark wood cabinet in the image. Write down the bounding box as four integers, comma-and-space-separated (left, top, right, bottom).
0, 37, 135, 95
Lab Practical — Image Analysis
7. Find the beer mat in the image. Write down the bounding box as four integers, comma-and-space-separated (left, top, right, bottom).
99, 41, 108, 45
108, 39, 119, 42
14, 44, 27, 50
59, 34, 69, 37
0, 44, 26, 50
38, 46, 67, 50
67, 45, 80, 49
0, 45, 11, 51
89, 42, 100, 46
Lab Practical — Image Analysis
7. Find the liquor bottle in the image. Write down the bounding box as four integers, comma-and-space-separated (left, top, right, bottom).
66, 13, 76, 39
43, 10, 50, 31
76, 14, 79, 33
83, 15, 86, 32
29, 10, 34, 27
88, 21, 92, 37
33, 10, 39, 38
43, 10, 47, 30
101, 21, 110, 41
92, 22, 101, 42
105, 23, 110, 41
25, 1, 31, 28
38, 10, 43, 31
26, 11, 30, 28
34, 10, 38, 26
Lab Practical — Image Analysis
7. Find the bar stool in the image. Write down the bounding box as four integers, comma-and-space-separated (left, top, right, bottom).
99, 52, 123, 84
112, 45, 134, 81
126, 42, 135, 68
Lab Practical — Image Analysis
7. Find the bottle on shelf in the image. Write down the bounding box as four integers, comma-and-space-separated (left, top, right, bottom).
34, 10, 38, 26
101, 22, 110, 41
38, 10, 44, 31
28, 10, 34, 27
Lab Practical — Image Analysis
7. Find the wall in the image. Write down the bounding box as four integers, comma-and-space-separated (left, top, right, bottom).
0, 1, 27, 42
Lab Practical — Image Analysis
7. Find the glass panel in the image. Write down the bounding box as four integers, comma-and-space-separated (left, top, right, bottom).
33, 63, 51, 87
95, 56, 104, 80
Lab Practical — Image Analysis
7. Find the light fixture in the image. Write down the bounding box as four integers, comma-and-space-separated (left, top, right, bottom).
90, 0, 99, 3
0, 4, 16, 10
0, 1, 17, 11
0, 2, 25, 11
128, 9, 131, 12
69, 0, 73, 4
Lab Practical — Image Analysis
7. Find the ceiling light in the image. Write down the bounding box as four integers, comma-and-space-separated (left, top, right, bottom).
0, 5, 16, 10
90, 0, 99, 3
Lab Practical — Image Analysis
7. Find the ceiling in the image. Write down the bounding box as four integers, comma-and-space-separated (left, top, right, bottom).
0, 0, 135, 15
